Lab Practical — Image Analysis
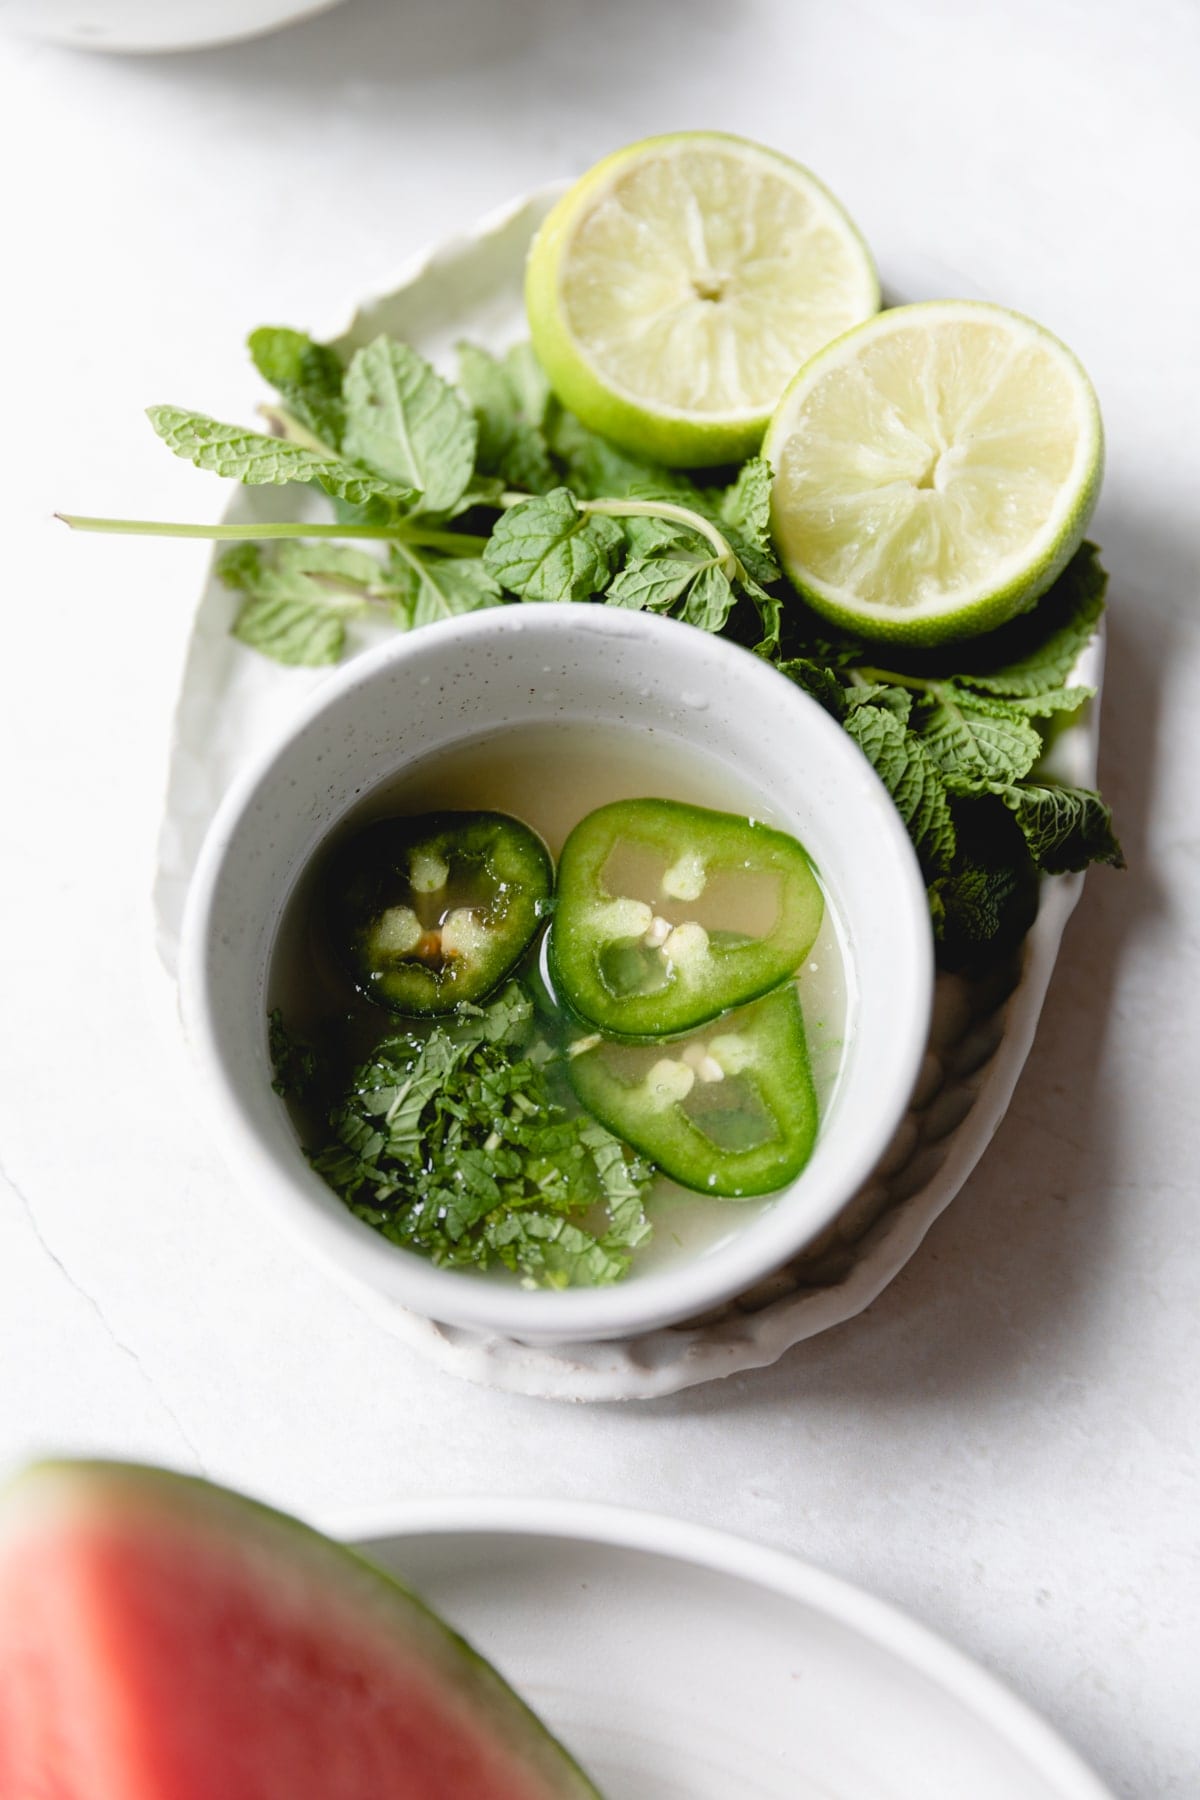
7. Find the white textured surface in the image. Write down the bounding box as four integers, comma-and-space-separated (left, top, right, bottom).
0, 5, 1197, 1797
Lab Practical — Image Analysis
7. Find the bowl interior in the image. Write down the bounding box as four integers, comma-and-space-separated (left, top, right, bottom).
181, 607, 932, 1341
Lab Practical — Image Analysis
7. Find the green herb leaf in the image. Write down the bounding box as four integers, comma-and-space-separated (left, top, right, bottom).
248, 325, 345, 448
954, 545, 1107, 697
342, 336, 476, 517
997, 686, 1096, 718
716, 457, 781, 585
147, 405, 416, 509
843, 704, 957, 875
681, 562, 736, 632
483, 488, 624, 602
928, 800, 1041, 970
298, 983, 652, 1288
916, 684, 1044, 791
456, 341, 558, 494
777, 657, 847, 720
386, 542, 503, 629
548, 410, 703, 505
605, 555, 705, 613
219, 540, 394, 665
1001, 781, 1125, 873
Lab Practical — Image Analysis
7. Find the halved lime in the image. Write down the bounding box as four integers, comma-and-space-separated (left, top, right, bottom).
525, 132, 880, 468
763, 300, 1104, 645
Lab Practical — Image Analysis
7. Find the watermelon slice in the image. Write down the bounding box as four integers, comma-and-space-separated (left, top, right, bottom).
0, 1461, 601, 1800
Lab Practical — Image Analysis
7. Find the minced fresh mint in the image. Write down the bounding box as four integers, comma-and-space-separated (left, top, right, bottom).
270, 986, 653, 1290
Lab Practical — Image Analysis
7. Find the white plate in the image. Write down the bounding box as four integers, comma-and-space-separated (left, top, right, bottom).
334, 1498, 1113, 1800
153, 187, 1104, 1400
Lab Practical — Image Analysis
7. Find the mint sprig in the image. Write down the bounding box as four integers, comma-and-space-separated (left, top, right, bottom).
61, 327, 1124, 963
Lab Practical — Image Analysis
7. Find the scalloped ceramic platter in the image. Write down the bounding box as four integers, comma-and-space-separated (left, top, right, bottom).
153, 187, 1105, 1401
329, 1498, 1113, 1799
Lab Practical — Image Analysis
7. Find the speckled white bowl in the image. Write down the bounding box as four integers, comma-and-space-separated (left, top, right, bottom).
179, 605, 933, 1343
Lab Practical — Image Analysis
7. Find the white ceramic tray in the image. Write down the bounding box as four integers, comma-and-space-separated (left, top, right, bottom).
330, 1497, 1113, 1799
154, 188, 1104, 1401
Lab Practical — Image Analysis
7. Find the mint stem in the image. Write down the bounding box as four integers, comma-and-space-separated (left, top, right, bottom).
55, 515, 489, 555
590, 499, 744, 581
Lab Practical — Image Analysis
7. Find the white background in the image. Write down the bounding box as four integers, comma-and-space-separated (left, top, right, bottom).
1, 1, 1197, 1794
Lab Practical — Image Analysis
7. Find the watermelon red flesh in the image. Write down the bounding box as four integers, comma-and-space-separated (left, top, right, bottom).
0, 1464, 599, 1800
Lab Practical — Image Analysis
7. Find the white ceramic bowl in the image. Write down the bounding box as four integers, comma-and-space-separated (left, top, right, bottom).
0, 0, 345, 53
180, 605, 933, 1342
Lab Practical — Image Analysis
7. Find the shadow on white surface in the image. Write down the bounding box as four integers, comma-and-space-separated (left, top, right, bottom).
58, 0, 738, 85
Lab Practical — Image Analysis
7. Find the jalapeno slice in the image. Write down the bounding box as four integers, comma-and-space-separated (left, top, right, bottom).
567, 985, 817, 1198
549, 798, 824, 1040
325, 810, 553, 1016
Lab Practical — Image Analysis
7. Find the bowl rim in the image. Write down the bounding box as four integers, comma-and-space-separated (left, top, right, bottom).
179, 604, 933, 1341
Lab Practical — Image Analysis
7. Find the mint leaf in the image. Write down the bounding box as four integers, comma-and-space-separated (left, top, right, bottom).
483, 489, 624, 602
622, 516, 701, 558
719, 457, 773, 551
220, 540, 393, 665
386, 542, 503, 629
916, 685, 1043, 791
606, 555, 705, 613
681, 563, 736, 632
929, 801, 1040, 970
456, 341, 557, 494
846, 683, 912, 721
148, 405, 415, 508
954, 545, 1107, 697
1001, 781, 1125, 873
716, 457, 780, 584
502, 342, 554, 430
998, 685, 1096, 718
342, 337, 476, 518
248, 326, 345, 447
548, 410, 702, 505
777, 657, 847, 720
843, 704, 956, 875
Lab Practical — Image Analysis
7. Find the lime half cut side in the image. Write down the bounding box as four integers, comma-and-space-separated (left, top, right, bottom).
763, 300, 1104, 645
525, 132, 880, 468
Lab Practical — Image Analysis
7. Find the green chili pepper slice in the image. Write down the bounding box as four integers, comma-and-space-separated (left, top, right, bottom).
549, 798, 824, 1039
567, 985, 817, 1198
325, 810, 553, 1016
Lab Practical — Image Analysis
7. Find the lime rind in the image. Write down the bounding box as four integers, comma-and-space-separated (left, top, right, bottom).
763, 300, 1104, 646
526, 131, 880, 468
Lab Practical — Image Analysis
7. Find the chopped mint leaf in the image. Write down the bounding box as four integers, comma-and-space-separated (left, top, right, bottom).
1001, 781, 1125, 873
267, 1009, 320, 1099
147, 405, 416, 509
483, 488, 624, 601
298, 983, 652, 1288
248, 326, 346, 448
342, 337, 476, 518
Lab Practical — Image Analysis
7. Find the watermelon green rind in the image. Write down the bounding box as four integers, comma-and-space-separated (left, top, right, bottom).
0, 1459, 602, 1800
